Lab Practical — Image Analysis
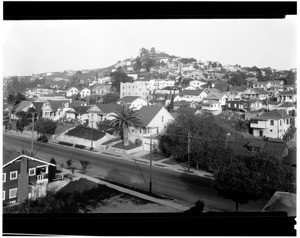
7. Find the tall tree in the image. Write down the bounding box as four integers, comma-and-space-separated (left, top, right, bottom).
48, 158, 57, 182
110, 104, 143, 146
284, 70, 296, 85
35, 118, 57, 137
110, 70, 133, 93
101, 92, 120, 104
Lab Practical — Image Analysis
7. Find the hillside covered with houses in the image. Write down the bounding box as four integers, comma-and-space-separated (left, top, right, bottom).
3, 47, 297, 154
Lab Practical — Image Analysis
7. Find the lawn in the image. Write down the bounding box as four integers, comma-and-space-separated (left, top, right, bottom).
65, 125, 106, 141
111, 141, 141, 150
101, 137, 121, 145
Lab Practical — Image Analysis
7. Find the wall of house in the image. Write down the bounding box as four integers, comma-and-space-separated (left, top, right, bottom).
120, 82, 148, 99
130, 98, 148, 110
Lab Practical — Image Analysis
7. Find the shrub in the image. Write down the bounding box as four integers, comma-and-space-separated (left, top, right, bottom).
58, 141, 73, 146
66, 159, 73, 169
135, 138, 142, 146
75, 144, 86, 149
80, 160, 90, 174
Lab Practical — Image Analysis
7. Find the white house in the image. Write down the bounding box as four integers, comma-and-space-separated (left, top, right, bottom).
42, 100, 70, 121
277, 91, 297, 103
128, 106, 175, 150
242, 88, 269, 100
118, 96, 148, 110
66, 87, 79, 97
79, 87, 91, 98
198, 101, 222, 115
250, 110, 293, 139
65, 105, 91, 124
11, 101, 35, 120
174, 90, 208, 103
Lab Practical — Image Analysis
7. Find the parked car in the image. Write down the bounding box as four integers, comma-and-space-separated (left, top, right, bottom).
37, 135, 48, 143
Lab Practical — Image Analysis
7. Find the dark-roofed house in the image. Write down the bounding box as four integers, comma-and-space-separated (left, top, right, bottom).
250, 110, 293, 139
128, 106, 174, 150
229, 137, 288, 160
3, 153, 56, 204
119, 96, 148, 110
87, 103, 119, 128
70, 99, 88, 107
262, 191, 296, 217
32, 102, 44, 118
242, 88, 269, 100
11, 101, 35, 120
42, 100, 70, 121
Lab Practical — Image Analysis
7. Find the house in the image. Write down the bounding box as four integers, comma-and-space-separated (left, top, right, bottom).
228, 137, 288, 160
79, 87, 91, 98
32, 101, 44, 118
36, 95, 69, 102
242, 88, 269, 100
183, 85, 198, 91
87, 103, 119, 128
174, 90, 208, 103
97, 77, 111, 85
11, 101, 35, 120
247, 99, 265, 111
189, 80, 207, 89
203, 92, 228, 106
120, 82, 148, 99
250, 110, 293, 139
42, 100, 70, 121
65, 87, 79, 97
277, 91, 296, 103
225, 99, 249, 111
262, 191, 296, 217
65, 106, 91, 124
118, 96, 148, 110
70, 99, 88, 107
198, 101, 222, 115
3, 153, 56, 204
173, 100, 191, 111
128, 106, 174, 150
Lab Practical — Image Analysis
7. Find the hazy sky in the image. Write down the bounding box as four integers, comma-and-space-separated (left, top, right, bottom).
3, 17, 298, 76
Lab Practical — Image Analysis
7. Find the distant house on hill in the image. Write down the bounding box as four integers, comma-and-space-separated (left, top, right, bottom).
65, 87, 79, 97
79, 87, 91, 98
242, 88, 269, 100
174, 90, 208, 103
277, 91, 296, 103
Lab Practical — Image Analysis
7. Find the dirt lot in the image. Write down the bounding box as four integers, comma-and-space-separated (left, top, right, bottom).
88, 194, 182, 213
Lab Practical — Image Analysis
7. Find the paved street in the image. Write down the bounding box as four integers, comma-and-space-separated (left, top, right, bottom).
3, 133, 271, 212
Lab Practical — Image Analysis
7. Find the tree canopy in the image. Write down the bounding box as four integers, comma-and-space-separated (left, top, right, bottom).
110, 69, 133, 93
35, 118, 57, 136
284, 70, 296, 85
101, 92, 120, 104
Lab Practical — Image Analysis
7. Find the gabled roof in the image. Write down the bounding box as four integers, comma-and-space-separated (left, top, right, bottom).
252, 110, 292, 120
13, 100, 33, 113
181, 89, 204, 96
3, 154, 56, 168
72, 106, 91, 115
279, 91, 296, 96
252, 88, 268, 95
279, 102, 295, 108
138, 106, 165, 127
47, 100, 70, 111
32, 102, 44, 112
91, 103, 118, 114
262, 191, 296, 217
119, 96, 141, 103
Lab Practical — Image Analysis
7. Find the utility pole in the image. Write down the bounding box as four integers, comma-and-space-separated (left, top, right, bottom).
90, 121, 94, 149
149, 134, 153, 193
31, 112, 35, 156
187, 132, 191, 172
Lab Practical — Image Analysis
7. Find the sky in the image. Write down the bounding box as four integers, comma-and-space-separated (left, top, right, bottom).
3, 17, 298, 77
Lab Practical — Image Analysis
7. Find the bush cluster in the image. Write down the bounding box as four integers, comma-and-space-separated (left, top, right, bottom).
75, 144, 86, 149
58, 141, 73, 146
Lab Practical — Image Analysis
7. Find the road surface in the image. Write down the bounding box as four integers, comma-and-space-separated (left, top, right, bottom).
3, 133, 270, 212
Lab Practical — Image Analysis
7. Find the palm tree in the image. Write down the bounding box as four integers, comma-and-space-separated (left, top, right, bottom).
110, 104, 143, 147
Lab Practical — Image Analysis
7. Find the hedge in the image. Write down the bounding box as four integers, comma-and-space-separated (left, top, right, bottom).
75, 144, 86, 149
58, 141, 73, 146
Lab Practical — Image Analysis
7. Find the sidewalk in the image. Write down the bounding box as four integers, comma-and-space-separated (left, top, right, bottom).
4, 130, 214, 179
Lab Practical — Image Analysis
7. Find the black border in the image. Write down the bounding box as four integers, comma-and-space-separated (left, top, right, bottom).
3, 1, 297, 20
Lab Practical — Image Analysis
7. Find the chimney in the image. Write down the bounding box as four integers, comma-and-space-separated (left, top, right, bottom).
17, 155, 29, 202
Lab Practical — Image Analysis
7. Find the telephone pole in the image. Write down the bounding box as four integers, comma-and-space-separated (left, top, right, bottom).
90, 121, 94, 149
31, 112, 35, 156
187, 132, 191, 172
149, 134, 153, 193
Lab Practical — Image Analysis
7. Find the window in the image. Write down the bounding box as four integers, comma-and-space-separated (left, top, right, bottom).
270, 130, 273, 132
29, 168, 36, 176
270, 120, 274, 126
286, 119, 289, 124
9, 188, 17, 199
280, 120, 282, 126
10, 171, 17, 180
3, 173, 6, 182
3, 191, 5, 200
162, 116, 164, 122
